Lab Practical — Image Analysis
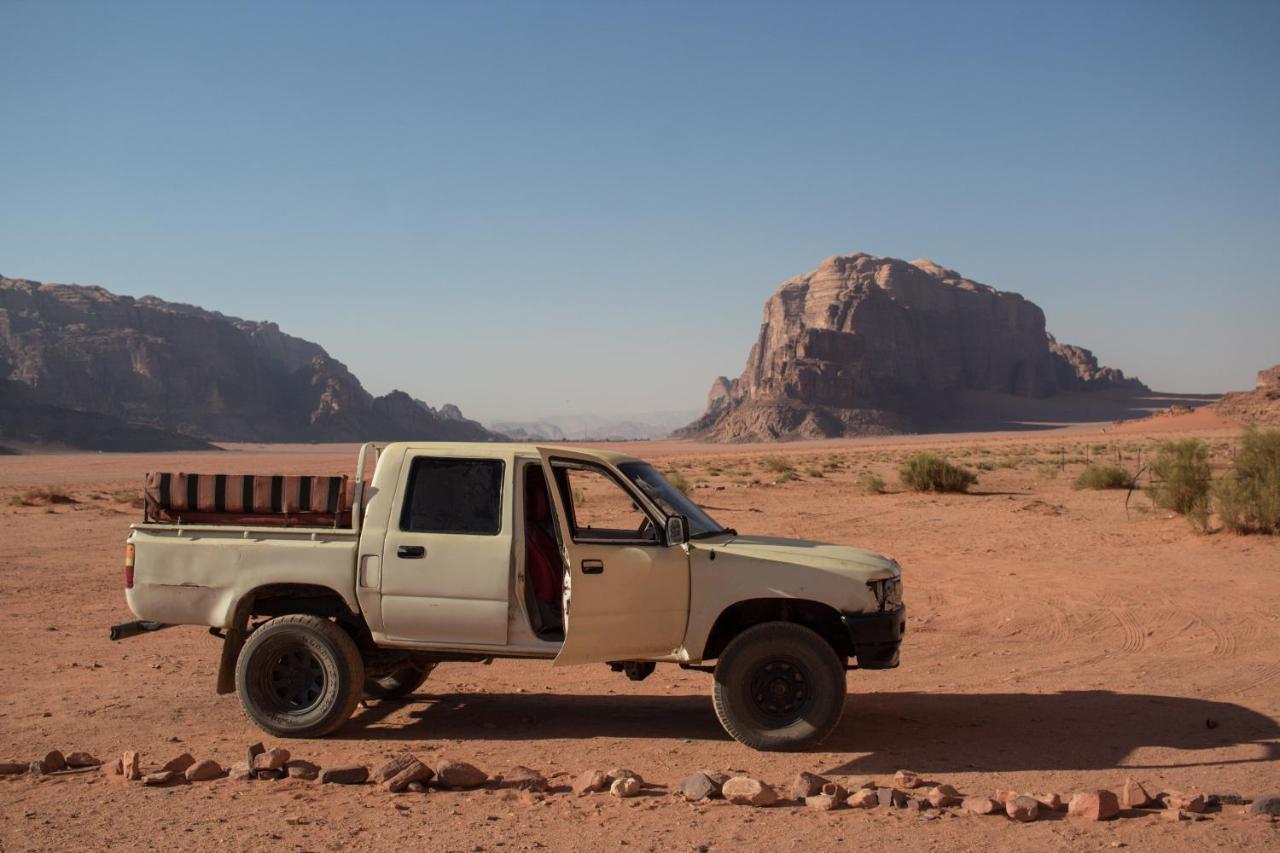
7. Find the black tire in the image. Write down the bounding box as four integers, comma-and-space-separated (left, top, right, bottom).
235, 614, 365, 739
711, 621, 847, 751
363, 664, 432, 700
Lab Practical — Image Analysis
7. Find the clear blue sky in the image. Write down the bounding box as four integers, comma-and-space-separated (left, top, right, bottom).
2, 1, 1276, 421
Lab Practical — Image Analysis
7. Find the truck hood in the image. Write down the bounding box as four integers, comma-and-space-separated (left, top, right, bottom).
690, 534, 900, 581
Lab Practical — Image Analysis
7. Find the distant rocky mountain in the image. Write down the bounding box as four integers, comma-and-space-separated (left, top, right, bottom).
679, 253, 1146, 441
1209, 365, 1280, 427
490, 410, 700, 442
0, 274, 498, 449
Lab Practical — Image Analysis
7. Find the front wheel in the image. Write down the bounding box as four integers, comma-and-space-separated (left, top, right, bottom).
235, 614, 365, 738
711, 621, 847, 751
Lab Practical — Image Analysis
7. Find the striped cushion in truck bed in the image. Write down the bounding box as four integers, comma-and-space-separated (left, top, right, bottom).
143, 473, 351, 526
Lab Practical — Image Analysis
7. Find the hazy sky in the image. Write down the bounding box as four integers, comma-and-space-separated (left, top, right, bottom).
2, 1, 1277, 421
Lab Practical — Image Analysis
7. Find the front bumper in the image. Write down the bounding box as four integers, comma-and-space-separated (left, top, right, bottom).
841, 605, 906, 669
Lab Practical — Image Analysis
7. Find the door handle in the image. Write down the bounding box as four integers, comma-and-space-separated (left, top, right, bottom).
581, 559, 604, 574
397, 545, 426, 559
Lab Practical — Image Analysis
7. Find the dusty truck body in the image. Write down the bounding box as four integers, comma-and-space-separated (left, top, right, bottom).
120, 442, 905, 750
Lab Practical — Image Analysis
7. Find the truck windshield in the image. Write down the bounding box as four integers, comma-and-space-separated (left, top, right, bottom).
617, 462, 728, 539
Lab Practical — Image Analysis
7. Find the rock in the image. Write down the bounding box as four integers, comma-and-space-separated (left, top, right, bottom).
610, 777, 642, 798
503, 766, 547, 792
0, 762, 27, 775
163, 753, 195, 774
1032, 793, 1063, 811
375, 753, 420, 783
805, 794, 840, 811
320, 766, 368, 785
386, 759, 433, 794
1068, 790, 1120, 821
994, 788, 1018, 804
962, 797, 999, 815
573, 769, 609, 796
677, 772, 720, 802
790, 771, 830, 800
607, 768, 643, 786
893, 769, 923, 789
228, 763, 253, 781
64, 752, 99, 768
821, 782, 849, 800
102, 758, 124, 780
285, 761, 320, 781
676, 254, 1145, 442
1006, 796, 1041, 822
877, 788, 908, 808
251, 747, 290, 772
847, 789, 879, 809
406, 781, 428, 793
904, 796, 931, 812
1161, 792, 1206, 814
434, 759, 488, 789
721, 777, 779, 807
32, 750, 66, 774
185, 760, 224, 782
927, 784, 962, 808
1207, 792, 1246, 807
1163, 808, 1190, 822
246, 742, 265, 769
142, 770, 177, 786
1248, 795, 1280, 817
256, 768, 286, 781
122, 751, 141, 781
1121, 778, 1153, 808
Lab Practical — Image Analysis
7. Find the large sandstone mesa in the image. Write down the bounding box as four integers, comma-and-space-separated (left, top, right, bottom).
1208, 365, 1280, 427
680, 254, 1145, 441
0, 274, 497, 447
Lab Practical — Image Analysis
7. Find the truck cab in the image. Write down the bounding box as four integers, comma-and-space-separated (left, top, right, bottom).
123, 442, 905, 750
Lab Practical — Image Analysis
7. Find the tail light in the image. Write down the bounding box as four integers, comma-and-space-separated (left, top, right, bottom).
124, 543, 135, 589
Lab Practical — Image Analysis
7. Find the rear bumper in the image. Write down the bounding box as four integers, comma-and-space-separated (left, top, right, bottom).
841, 605, 906, 669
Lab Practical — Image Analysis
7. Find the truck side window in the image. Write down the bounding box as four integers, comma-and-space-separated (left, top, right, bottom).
557, 465, 657, 544
400, 457, 504, 535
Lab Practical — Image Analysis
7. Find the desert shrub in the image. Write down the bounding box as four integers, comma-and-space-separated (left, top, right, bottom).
1214, 428, 1280, 535
761, 456, 794, 474
12, 487, 76, 506
1073, 465, 1134, 491
665, 470, 692, 496
899, 454, 977, 493
975, 461, 995, 472
1037, 464, 1060, 480
857, 472, 887, 495
1148, 438, 1211, 529
775, 469, 797, 484
805, 467, 824, 478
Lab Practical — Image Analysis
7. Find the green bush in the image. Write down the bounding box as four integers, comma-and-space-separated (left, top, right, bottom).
899, 453, 977, 493
1148, 438, 1211, 529
1073, 465, 1134, 491
1214, 428, 1280, 535
857, 472, 887, 495
760, 456, 794, 474
665, 470, 692, 496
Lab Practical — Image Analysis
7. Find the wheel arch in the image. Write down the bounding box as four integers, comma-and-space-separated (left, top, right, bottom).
699, 598, 851, 663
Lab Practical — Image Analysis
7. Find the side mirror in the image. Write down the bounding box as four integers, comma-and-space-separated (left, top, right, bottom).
665, 515, 688, 546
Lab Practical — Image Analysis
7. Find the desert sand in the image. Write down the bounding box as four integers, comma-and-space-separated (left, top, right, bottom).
1, 422, 1277, 851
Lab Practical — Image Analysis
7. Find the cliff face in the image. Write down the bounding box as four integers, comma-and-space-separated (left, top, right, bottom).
0, 274, 497, 446
1209, 365, 1280, 427
680, 254, 1145, 441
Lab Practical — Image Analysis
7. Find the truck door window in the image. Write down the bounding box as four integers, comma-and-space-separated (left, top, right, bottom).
399, 457, 504, 535
555, 464, 657, 544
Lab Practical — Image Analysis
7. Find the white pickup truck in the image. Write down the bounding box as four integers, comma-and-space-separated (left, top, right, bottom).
118, 443, 905, 751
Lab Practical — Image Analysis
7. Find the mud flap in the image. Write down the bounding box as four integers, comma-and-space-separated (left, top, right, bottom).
216, 627, 246, 694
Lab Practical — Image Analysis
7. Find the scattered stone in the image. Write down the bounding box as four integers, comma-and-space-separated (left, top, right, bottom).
251, 747, 290, 773
0, 762, 27, 775
1068, 790, 1120, 821
142, 770, 177, 786
573, 769, 609, 796
434, 759, 488, 789
721, 776, 779, 807
847, 789, 878, 809
503, 766, 548, 792
31, 750, 66, 775
1248, 795, 1280, 817
894, 769, 923, 789
805, 794, 839, 811
607, 768, 644, 786
994, 788, 1018, 804
286, 761, 320, 781
1121, 778, 1153, 809
228, 763, 253, 782
163, 753, 195, 774
877, 788, 908, 808
320, 766, 368, 785
246, 742, 265, 769
963, 797, 1000, 815
821, 782, 849, 800
386, 759, 433, 794
790, 771, 829, 800
610, 777, 642, 798
1033, 793, 1063, 812
1207, 792, 1246, 807
1161, 792, 1206, 814
122, 751, 141, 781
256, 768, 286, 781
64, 752, 99, 768
904, 796, 931, 812
1006, 796, 1041, 822
406, 781, 428, 793
284, 815, 310, 826
185, 759, 223, 782
376, 754, 421, 784
677, 772, 720, 802
927, 784, 962, 808
1163, 808, 1190, 822
703, 771, 731, 791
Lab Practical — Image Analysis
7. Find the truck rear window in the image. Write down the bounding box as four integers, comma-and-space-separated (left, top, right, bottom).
399, 457, 504, 535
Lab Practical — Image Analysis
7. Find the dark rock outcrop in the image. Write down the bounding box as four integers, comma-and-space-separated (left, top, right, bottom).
680, 254, 1145, 441
0, 274, 498, 446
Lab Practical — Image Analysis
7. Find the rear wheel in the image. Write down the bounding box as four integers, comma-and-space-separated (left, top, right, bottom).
235, 614, 364, 738
364, 663, 433, 700
711, 621, 846, 751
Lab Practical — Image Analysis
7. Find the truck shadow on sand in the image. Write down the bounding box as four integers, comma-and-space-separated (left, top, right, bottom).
341, 689, 1278, 772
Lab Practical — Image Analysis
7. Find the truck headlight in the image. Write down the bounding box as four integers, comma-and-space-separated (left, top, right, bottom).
868, 577, 903, 611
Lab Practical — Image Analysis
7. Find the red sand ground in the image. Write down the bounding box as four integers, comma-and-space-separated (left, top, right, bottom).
0, 424, 1277, 851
